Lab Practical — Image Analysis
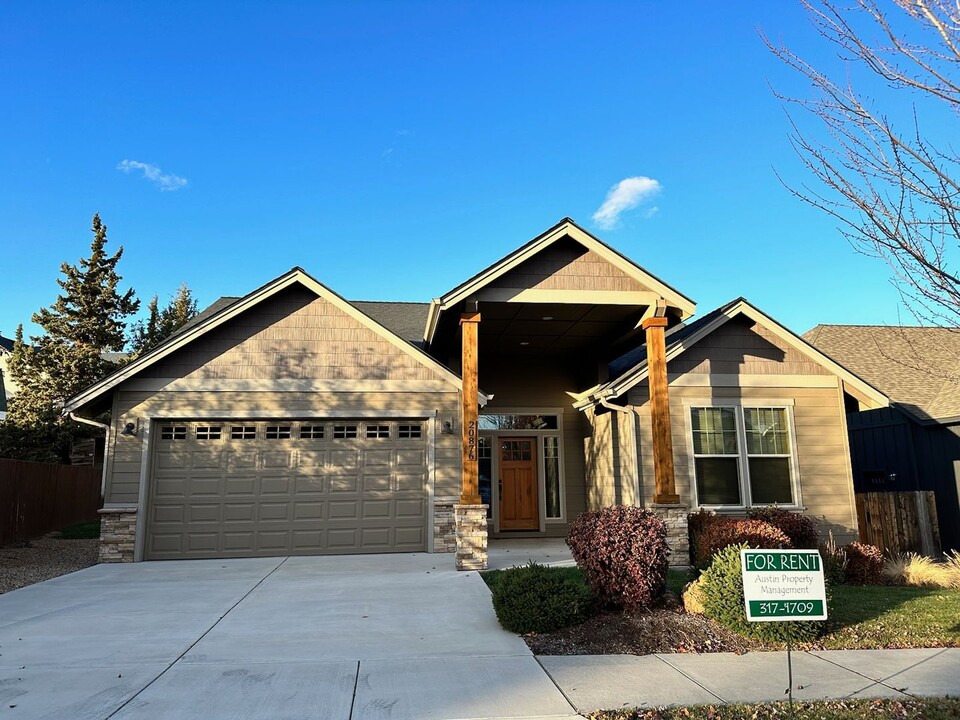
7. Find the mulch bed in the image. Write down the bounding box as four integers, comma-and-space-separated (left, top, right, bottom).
524, 595, 758, 656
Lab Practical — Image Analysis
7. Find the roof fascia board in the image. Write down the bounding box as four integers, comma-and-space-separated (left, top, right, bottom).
583, 300, 889, 409
426, 221, 696, 344
68, 270, 479, 413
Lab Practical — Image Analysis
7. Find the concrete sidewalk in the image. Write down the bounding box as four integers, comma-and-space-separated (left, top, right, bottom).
538, 648, 960, 713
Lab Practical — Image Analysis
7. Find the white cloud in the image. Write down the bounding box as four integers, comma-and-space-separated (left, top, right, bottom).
592, 176, 661, 229
116, 159, 188, 191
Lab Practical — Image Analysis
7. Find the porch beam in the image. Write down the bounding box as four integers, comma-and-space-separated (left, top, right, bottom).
460, 311, 482, 505
642, 315, 680, 504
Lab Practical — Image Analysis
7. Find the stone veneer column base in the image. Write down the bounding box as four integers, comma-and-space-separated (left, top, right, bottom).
454, 504, 489, 571
433, 502, 456, 553
98, 506, 138, 563
651, 503, 689, 566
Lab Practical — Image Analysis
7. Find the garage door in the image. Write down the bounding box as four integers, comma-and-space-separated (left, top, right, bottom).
146, 419, 428, 559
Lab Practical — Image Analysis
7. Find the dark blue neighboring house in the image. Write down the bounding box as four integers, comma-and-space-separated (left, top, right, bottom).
805, 324, 960, 553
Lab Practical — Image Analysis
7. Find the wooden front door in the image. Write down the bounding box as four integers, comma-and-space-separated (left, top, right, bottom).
499, 438, 539, 530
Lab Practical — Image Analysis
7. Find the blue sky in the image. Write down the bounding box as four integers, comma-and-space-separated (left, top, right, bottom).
1, 1, 913, 342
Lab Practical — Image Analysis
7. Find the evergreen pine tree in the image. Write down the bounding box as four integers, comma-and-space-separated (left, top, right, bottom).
129, 282, 198, 356
1, 214, 139, 462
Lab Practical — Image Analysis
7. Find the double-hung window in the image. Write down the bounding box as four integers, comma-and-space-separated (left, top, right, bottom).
690, 405, 796, 507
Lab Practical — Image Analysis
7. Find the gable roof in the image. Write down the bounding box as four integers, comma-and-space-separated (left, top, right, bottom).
65, 269, 482, 413
0, 335, 14, 354
424, 218, 697, 344
804, 324, 960, 423
574, 298, 889, 410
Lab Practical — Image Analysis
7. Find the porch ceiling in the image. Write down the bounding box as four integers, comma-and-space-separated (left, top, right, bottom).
476, 301, 647, 353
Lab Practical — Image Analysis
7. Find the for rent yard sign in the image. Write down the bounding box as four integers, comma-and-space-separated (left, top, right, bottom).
741, 549, 828, 622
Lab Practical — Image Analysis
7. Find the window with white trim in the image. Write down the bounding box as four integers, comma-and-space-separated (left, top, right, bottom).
333, 424, 358, 439
299, 425, 324, 439
265, 425, 292, 440
398, 423, 422, 439
691, 406, 796, 507
365, 424, 390, 439
160, 425, 187, 440
230, 425, 256, 440
196, 425, 222, 440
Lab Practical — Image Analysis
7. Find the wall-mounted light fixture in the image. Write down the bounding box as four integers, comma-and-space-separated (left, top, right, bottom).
441, 420, 455, 435
120, 419, 139, 437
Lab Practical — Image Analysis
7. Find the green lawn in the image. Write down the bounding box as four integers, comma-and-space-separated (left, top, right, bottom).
815, 584, 960, 650
588, 698, 960, 720
58, 520, 101, 539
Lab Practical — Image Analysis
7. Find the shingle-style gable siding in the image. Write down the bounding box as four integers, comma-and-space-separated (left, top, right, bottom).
487, 237, 649, 293
140, 285, 443, 382
669, 316, 829, 376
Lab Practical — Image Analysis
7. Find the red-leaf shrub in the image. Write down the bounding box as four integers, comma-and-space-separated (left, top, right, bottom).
844, 542, 884, 585
694, 518, 792, 568
566, 506, 669, 608
688, 509, 723, 561
747, 506, 820, 549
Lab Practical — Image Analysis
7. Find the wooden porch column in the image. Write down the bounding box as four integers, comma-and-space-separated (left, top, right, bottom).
460, 312, 482, 505
642, 315, 680, 504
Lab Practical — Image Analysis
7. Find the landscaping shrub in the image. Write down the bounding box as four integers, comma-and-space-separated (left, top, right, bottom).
694, 518, 792, 569
566, 506, 669, 608
687, 508, 722, 561
490, 562, 595, 634
844, 542, 884, 585
882, 553, 960, 589
818, 531, 847, 585
699, 544, 825, 643
748, 506, 819, 549
681, 576, 706, 615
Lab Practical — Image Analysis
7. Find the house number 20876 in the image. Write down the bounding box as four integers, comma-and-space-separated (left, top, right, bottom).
466, 420, 477, 461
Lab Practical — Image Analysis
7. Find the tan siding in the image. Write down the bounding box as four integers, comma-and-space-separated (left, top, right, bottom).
669, 317, 829, 376
628, 383, 858, 539
584, 409, 616, 510
583, 407, 639, 510
488, 238, 648, 293
141, 285, 443, 382
104, 389, 460, 504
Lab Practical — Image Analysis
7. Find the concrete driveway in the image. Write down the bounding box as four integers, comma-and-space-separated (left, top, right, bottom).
0, 553, 579, 720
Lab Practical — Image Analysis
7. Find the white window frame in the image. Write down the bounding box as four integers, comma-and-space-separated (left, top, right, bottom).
684, 399, 802, 511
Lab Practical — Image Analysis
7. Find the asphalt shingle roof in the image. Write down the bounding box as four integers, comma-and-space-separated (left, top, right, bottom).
804, 324, 960, 422
351, 301, 431, 345
606, 299, 742, 384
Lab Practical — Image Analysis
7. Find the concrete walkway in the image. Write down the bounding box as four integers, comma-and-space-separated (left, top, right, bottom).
539, 648, 960, 713
2, 544, 957, 719
0, 553, 578, 720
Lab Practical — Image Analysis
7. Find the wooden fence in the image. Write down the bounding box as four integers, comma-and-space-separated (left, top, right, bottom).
0, 459, 102, 546
855, 491, 941, 557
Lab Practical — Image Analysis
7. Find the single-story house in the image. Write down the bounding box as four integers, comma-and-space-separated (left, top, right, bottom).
804, 324, 960, 552
66, 219, 889, 567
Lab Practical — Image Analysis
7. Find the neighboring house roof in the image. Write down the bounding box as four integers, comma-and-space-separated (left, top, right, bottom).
424, 218, 698, 344
65, 269, 482, 413
575, 298, 889, 410
804, 324, 960, 423
352, 301, 431, 346
0, 335, 13, 354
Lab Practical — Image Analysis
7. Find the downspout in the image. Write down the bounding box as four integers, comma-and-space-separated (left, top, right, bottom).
69, 411, 110, 500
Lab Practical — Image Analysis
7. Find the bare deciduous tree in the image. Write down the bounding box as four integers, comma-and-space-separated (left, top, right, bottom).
763, 0, 960, 327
